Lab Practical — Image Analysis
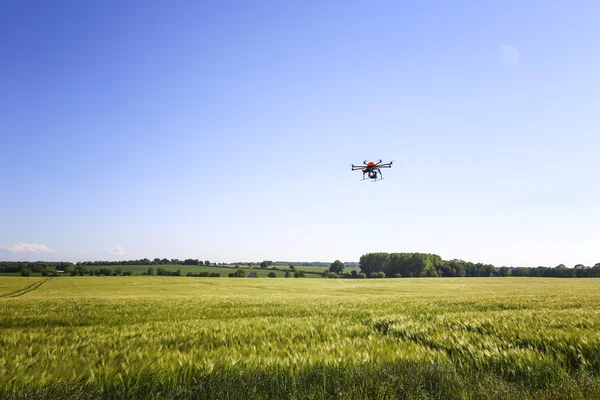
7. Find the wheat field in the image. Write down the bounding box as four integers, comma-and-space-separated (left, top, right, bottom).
1, 276, 599, 399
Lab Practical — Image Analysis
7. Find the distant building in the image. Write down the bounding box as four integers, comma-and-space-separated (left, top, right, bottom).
247, 273, 257, 278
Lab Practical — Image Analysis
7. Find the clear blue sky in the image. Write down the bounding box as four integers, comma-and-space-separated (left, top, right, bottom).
1, 1, 598, 267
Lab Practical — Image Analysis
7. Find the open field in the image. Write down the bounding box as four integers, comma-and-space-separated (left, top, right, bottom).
0, 264, 358, 278
1, 277, 600, 399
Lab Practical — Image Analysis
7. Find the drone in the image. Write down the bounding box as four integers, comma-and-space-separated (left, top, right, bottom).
351, 160, 393, 181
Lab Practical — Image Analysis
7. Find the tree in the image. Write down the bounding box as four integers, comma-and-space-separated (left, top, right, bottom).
329, 260, 345, 274
351, 270, 358, 277
204, 261, 210, 266
289, 265, 295, 271
285, 271, 291, 278
268, 272, 277, 278
293, 271, 305, 278
20, 266, 31, 277
574, 264, 586, 278
147, 267, 156, 276
260, 261, 268, 269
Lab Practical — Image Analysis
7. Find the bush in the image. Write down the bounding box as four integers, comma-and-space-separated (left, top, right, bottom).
371, 272, 385, 279
268, 272, 277, 278
351, 270, 358, 277
293, 271, 305, 278
358, 273, 367, 279
285, 271, 291, 278
20, 267, 31, 277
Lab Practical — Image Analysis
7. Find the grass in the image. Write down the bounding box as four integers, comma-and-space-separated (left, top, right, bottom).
70, 264, 339, 277
0, 277, 599, 399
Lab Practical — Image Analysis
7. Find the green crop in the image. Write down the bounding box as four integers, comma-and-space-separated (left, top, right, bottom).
1, 277, 599, 399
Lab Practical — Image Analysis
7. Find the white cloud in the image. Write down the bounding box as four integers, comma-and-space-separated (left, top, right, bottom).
0, 243, 55, 253
499, 45, 520, 68
107, 246, 125, 256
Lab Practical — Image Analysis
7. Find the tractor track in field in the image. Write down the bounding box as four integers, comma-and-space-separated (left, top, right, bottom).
0, 278, 51, 298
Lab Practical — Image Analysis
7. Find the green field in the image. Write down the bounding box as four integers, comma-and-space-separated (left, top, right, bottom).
1, 277, 599, 399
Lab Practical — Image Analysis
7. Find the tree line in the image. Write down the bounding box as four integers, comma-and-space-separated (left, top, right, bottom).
358, 253, 600, 278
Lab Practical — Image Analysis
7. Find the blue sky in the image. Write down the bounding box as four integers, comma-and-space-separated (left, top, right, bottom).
1, 1, 598, 267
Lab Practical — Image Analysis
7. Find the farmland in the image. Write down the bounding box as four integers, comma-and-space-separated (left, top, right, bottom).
1, 277, 600, 399
0, 264, 358, 278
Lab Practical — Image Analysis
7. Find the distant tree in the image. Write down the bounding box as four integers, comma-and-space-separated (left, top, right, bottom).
321, 270, 328, 278
268, 272, 277, 278
20, 266, 31, 277
351, 270, 358, 277
204, 261, 210, 266
63, 264, 74, 275
153, 258, 162, 264
260, 261, 268, 269
41, 267, 50, 277
574, 264, 586, 278
147, 267, 156, 276
289, 265, 296, 271
358, 273, 367, 279
285, 271, 291, 278
293, 271, 305, 278
329, 260, 345, 274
